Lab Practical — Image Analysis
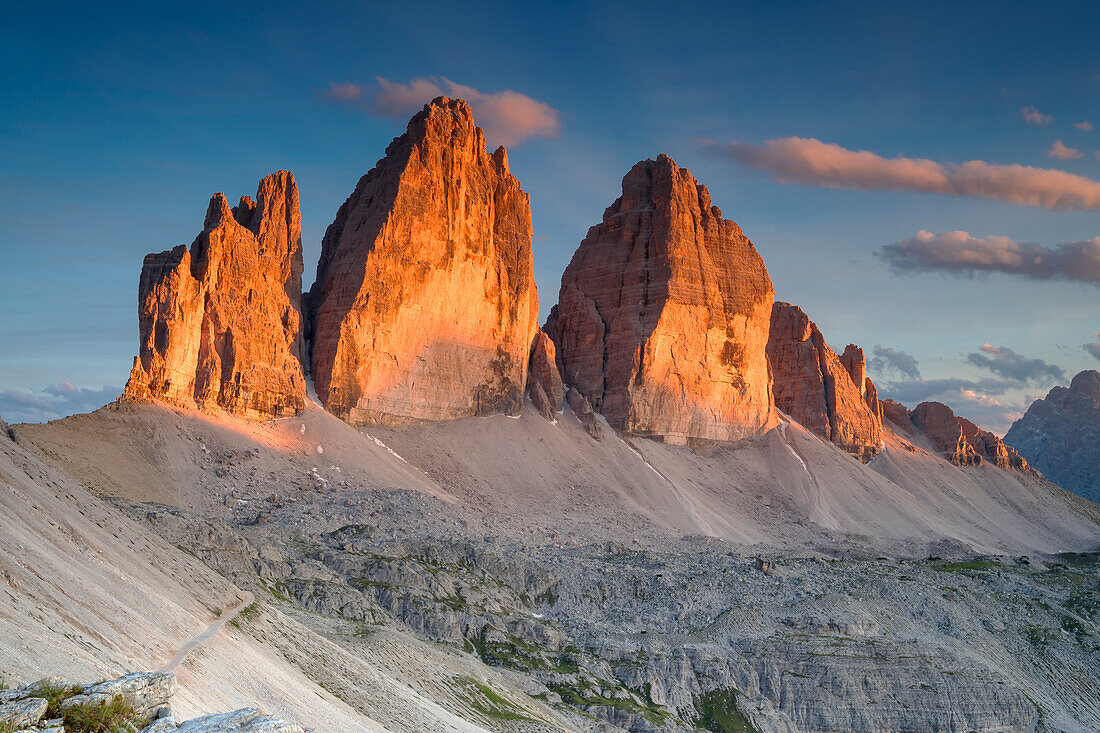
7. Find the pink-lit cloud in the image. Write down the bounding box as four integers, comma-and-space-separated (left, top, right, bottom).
878, 230, 1100, 284
702, 136, 1100, 210
1048, 139, 1083, 160
322, 76, 561, 147
1021, 105, 1053, 126
1073, 120, 1094, 132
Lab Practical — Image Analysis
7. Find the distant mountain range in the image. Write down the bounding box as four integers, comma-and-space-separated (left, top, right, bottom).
1006, 370, 1100, 503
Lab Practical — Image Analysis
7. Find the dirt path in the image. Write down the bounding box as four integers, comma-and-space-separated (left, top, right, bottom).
159, 591, 255, 673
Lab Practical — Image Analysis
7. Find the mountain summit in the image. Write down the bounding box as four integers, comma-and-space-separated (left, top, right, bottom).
307, 97, 539, 424
121, 171, 306, 420
1005, 369, 1100, 501
545, 154, 777, 444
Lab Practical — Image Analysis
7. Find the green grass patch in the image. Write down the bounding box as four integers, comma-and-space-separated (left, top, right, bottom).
63, 697, 148, 733
457, 677, 538, 722
228, 601, 260, 629
695, 689, 761, 733
548, 680, 668, 725
37, 681, 84, 718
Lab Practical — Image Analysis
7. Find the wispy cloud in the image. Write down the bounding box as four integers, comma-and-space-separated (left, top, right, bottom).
0, 382, 118, 424
966, 343, 1066, 384
1048, 139, 1083, 160
322, 76, 561, 147
878, 376, 1025, 434
701, 137, 1100, 211
1073, 120, 1094, 132
1021, 106, 1054, 126
870, 345, 922, 380
878, 230, 1100, 284
1084, 329, 1100, 362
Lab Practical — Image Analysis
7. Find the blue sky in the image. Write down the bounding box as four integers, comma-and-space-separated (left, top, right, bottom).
2, 0, 1098, 431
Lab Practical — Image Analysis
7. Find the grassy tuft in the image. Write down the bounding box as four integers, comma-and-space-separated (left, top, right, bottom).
62, 697, 147, 733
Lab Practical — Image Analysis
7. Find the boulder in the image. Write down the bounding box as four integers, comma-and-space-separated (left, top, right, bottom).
545, 154, 776, 444
121, 172, 306, 420
308, 97, 539, 424
0, 697, 47, 728
1005, 370, 1100, 501
767, 303, 881, 461
62, 671, 178, 717
173, 708, 305, 732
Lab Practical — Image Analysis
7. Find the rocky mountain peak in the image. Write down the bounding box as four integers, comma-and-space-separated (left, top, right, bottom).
1005, 369, 1100, 501
1069, 369, 1100, 400
307, 97, 538, 424
545, 153, 777, 444
121, 171, 306, 420
767, 303, 882, 461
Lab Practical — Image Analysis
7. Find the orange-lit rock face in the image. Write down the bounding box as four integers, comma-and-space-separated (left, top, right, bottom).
839, 344, 885, 423
881, 398, 912, 430
308, 97, 539, 424
909, 401, 1031, 471
545, 155, 777, 444
767, 303, 881, 461
121, 171, 306, 420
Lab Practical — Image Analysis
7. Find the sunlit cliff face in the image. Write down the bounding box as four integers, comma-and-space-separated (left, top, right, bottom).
546, 154, 778, 444
307, 97, 539, 425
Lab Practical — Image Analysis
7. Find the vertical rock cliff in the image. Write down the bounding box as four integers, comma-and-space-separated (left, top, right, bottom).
121, 171, 306, 420
544, 154, 776, 444
307, 97, 539, 424
767, 303, 882, 461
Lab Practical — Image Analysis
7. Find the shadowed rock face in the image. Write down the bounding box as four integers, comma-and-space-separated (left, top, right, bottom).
767, 303, 881, 461
545, 154, 776, 444
527, 330, 564, 420
1005, 370, 1100, 500
307, 97, 539, 425
909, 401, 1031, 472
121, 171, 306, 420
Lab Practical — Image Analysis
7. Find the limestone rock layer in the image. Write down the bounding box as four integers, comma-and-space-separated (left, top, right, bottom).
545, 154, 777, 444
767, 303, 882, 461
307, 97, 539, 424
121, 171, 306, 420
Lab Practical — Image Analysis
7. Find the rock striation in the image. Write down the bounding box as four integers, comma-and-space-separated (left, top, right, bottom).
908, 401, 1031, 471
767, 303, 882, 461
544, 154, 776, 444
121, 172, 306, 420
1005, 370, 1100, 501
307, 97, 539, 425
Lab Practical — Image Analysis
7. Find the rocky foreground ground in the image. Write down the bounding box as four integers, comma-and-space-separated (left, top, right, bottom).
0, 672, 303, 732
114, 479, 1100, 733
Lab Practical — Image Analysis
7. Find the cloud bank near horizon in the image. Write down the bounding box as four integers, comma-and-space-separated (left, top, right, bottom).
878, 230, 1100, 284
702, 136, 1100, 211
0, 382, 119, 424
322, 76, 561, 147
